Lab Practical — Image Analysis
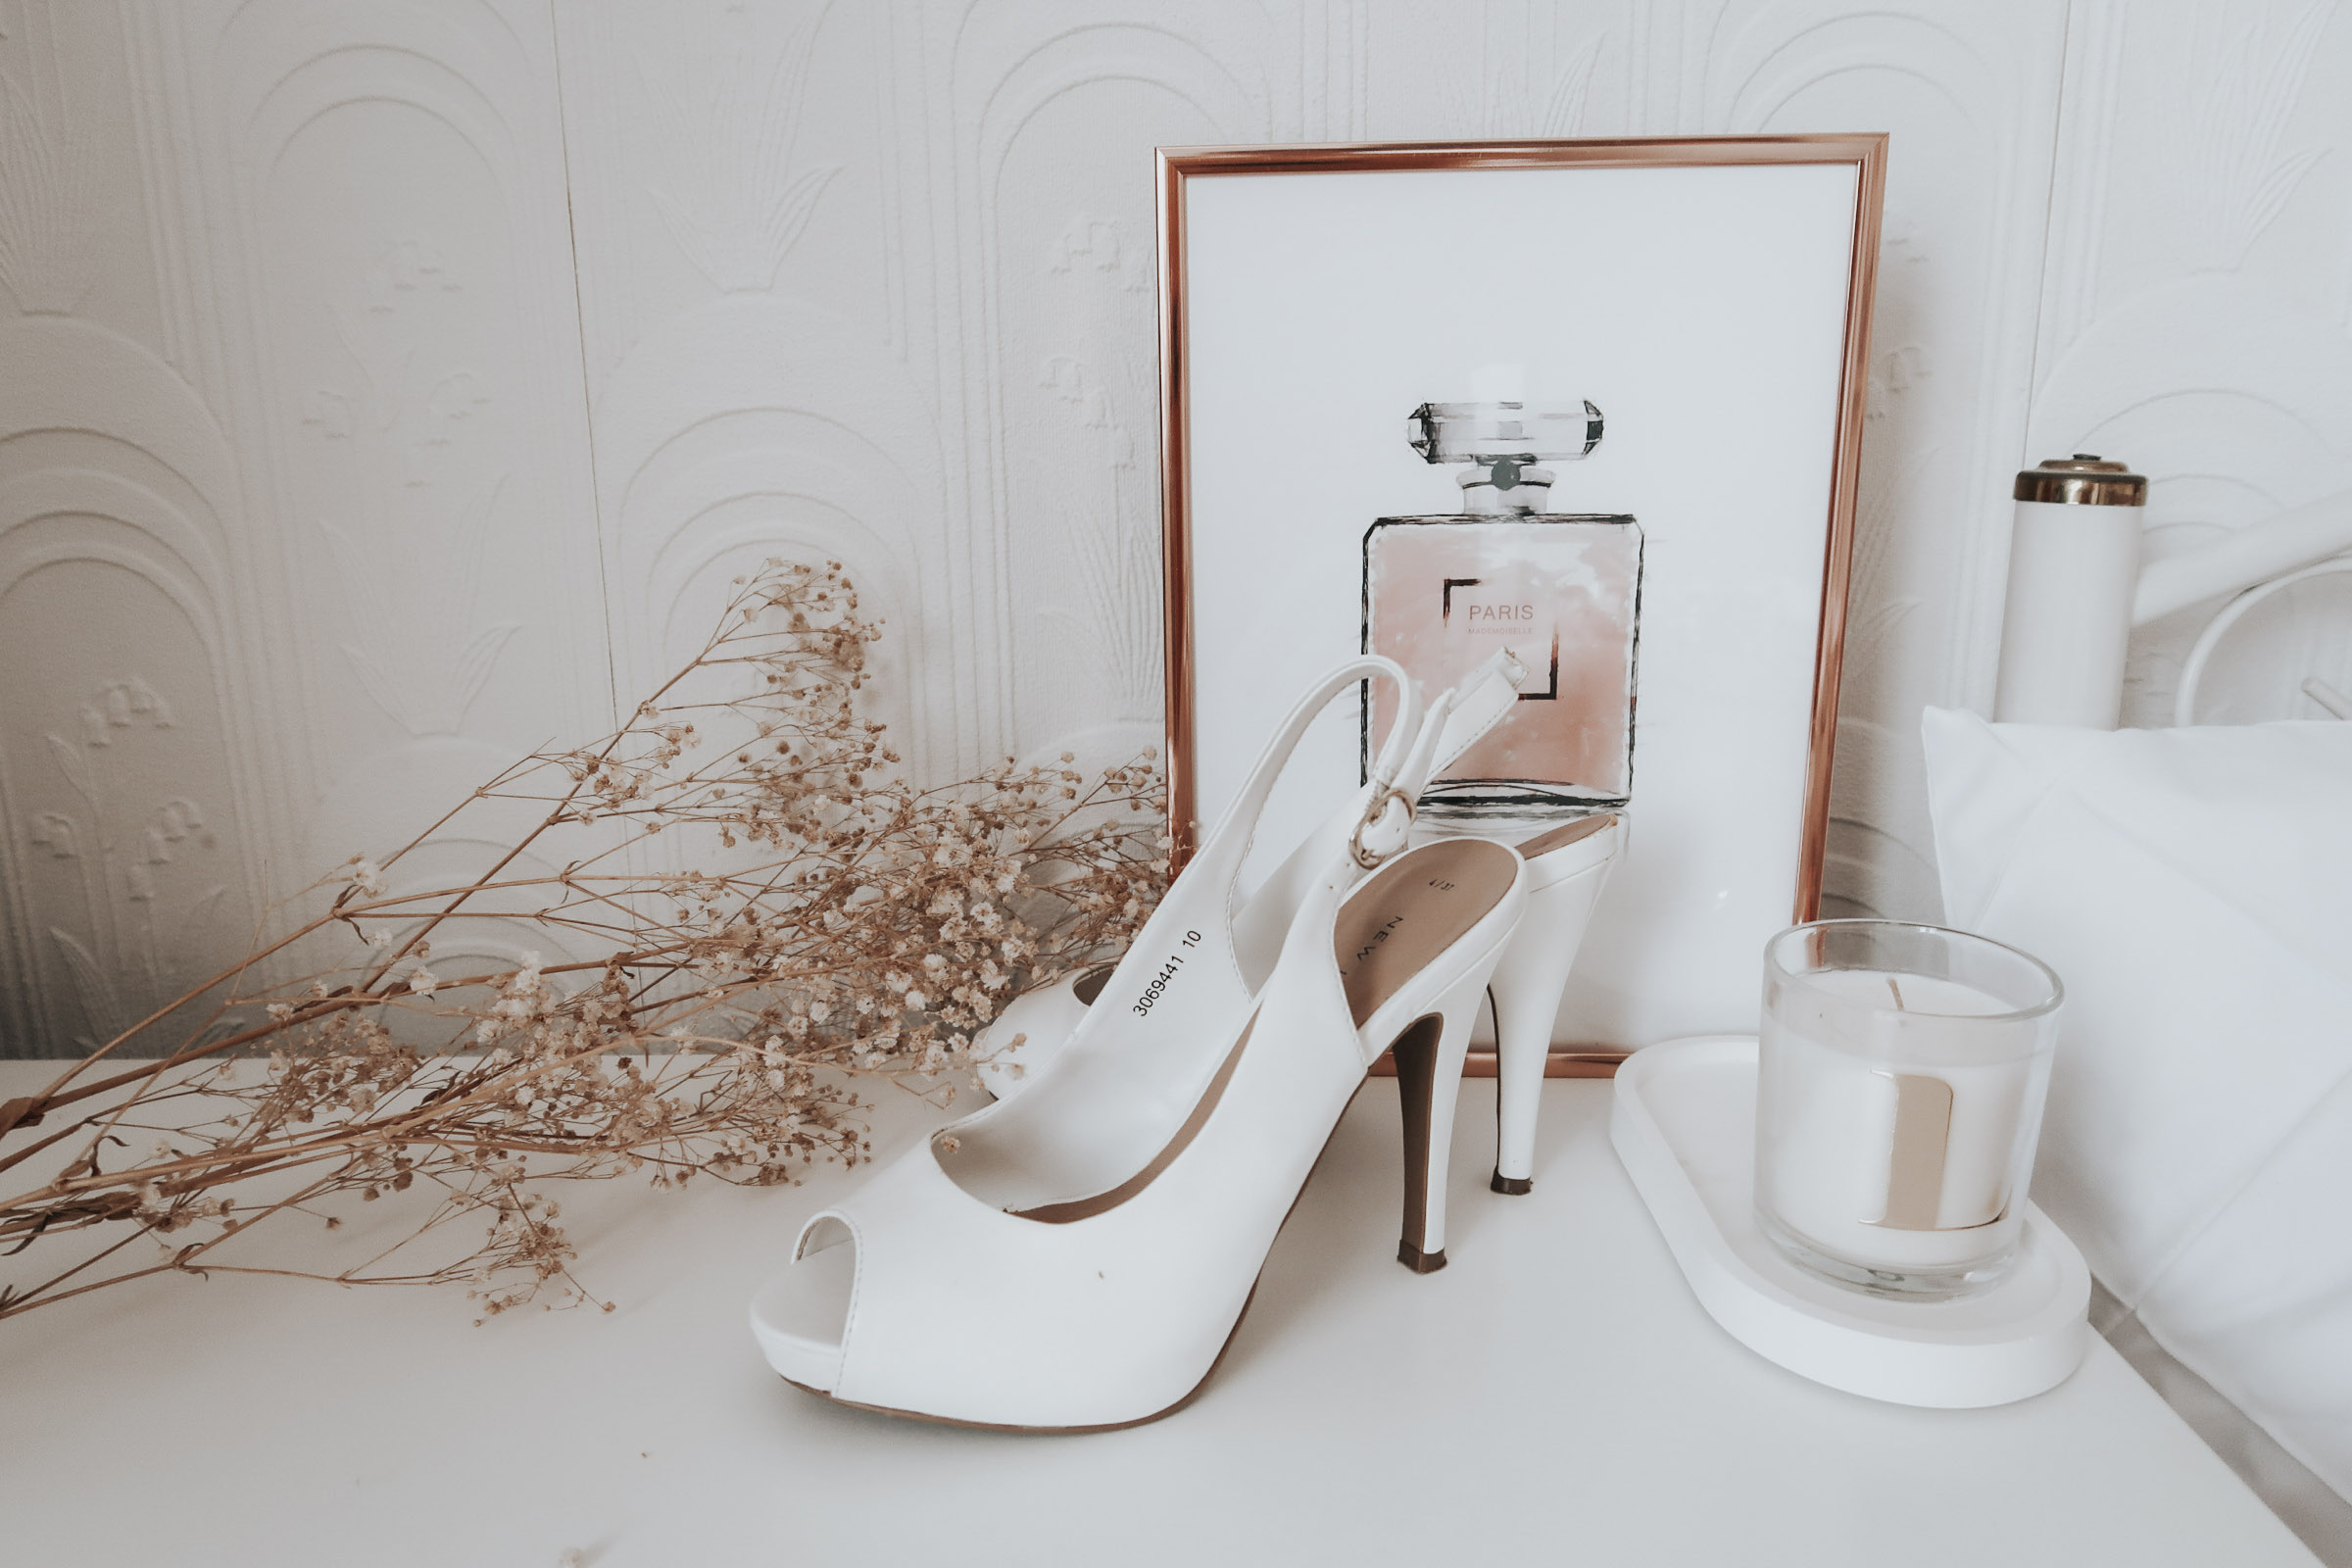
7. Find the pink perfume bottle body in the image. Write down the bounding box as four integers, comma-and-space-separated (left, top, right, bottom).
1363, 513, 1642, 822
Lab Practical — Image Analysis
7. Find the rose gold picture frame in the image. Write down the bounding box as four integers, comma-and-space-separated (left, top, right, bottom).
1156, 135, 1886, 1074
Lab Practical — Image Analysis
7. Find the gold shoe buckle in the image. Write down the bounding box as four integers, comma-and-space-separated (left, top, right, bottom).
1349, 786, 1416, 869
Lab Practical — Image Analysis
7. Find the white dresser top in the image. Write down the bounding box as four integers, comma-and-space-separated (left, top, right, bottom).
0, 1067, 2317, 1567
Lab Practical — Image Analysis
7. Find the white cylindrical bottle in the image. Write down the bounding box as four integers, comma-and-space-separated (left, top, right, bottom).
1992, 455, 2147, 728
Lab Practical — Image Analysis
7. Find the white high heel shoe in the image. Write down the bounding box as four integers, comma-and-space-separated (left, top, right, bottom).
973, 650, 1526, 1101
747, 662, 1530, 1430
750, 836, 1525, 1430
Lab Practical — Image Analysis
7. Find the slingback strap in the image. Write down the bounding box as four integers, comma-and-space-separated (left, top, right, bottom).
1229, 652, 1523, 987
1376, 648, 1526, 811
1364, 665, 1422, 796
1174, 656, 1421, 955
1222, 659, 1427, 987
1196, 655, 1421, 874
1347, 650, 1519, 871
1349, 655, 1527, 869
1425, 648, 1525, 782
1103, 653, 1413, 1014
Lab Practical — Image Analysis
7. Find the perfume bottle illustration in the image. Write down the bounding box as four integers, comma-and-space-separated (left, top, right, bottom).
1362, 400, 1642, 824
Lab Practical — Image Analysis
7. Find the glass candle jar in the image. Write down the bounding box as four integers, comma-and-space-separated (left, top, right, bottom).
1754, 921, 2064, 1299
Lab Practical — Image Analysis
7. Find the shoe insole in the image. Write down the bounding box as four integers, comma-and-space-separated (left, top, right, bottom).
1334, 838, 1519, 1028
997, 840, 1516, 1226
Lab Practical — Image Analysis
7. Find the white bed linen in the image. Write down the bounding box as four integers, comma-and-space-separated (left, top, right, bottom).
1923, 709, 2352, 1507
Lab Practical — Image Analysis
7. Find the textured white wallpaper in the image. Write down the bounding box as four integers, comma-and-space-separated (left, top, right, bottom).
2, 0, 2347, 1054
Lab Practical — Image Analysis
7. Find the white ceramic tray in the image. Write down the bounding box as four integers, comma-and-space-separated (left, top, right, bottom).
1611, 1035, 2090, 1408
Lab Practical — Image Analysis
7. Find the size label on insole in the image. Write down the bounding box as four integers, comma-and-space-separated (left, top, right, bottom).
1131, 929, 1203, 1015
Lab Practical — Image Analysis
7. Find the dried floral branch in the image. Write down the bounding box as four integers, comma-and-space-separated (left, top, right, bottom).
0, 562, 1167, 1322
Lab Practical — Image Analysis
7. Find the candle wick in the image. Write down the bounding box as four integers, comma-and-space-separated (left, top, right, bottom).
1886, 976, 1907, 1010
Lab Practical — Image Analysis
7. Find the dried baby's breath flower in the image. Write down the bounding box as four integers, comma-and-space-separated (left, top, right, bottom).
0, 562, 1164, 1323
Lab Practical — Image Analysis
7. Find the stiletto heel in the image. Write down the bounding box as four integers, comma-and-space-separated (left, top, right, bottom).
1388, 961, 1494, 1272
1485, 813, 1623, 1195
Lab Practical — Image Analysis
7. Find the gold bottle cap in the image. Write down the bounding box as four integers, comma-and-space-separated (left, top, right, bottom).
2014, 454, 2146, 507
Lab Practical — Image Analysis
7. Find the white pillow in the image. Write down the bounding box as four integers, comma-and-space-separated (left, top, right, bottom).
1922, 709, 2352, 1502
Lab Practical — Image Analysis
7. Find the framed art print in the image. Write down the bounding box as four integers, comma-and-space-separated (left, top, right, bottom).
1157, 135, 1886, 1057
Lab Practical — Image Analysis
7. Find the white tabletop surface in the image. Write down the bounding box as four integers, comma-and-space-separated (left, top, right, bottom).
0, 1064, 2319, 1568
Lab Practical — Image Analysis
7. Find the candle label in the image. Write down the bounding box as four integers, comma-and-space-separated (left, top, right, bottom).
1866, 1070, 2006, 1232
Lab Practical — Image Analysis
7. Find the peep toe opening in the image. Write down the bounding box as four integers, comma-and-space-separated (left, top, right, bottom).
750, 1216, 858, 1391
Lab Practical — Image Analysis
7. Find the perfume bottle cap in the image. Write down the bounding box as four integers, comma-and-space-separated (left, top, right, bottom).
1407, 401, 1603, 465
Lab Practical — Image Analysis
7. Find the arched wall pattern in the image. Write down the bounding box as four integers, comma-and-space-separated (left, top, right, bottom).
626, 422, 930, 761
0, 554, 253, 1049
959, 17, 1272, 757
0, 306, 263, 1049
217, 17, 609, 744
3, 0, 2349, 1051
593, 297, 950, 773
188, 0, 603, 979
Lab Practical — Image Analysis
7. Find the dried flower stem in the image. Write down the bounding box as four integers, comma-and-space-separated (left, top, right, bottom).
0, 562, 1167, 1322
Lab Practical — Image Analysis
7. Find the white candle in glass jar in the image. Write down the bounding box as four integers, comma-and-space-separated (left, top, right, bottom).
1757, 970, 2046, 1276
